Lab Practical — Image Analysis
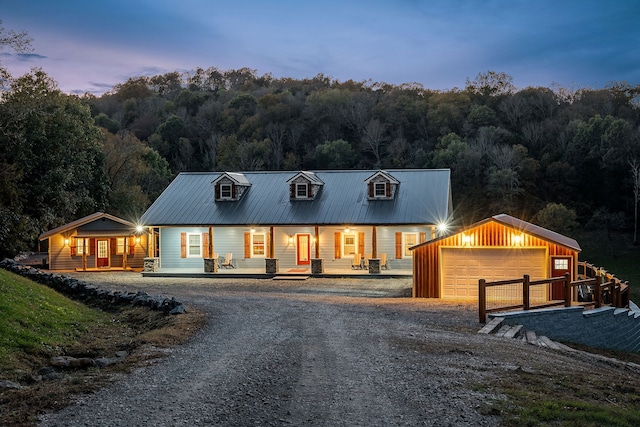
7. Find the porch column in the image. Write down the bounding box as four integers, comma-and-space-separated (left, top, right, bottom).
209, 227, 214, 258
372, 226, 377, 258
270, 226, 275, 258
315, 226, 320, 259
123, 237, 128, 269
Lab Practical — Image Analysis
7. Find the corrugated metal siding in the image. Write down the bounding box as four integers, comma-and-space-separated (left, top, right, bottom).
140, 169, 451, 227
412, 220, 580, 298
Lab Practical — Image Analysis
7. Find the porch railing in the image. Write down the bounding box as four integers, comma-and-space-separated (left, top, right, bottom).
478, 261, 630, 323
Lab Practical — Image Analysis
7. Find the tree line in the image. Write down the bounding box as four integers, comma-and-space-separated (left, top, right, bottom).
2, 35, 640, 258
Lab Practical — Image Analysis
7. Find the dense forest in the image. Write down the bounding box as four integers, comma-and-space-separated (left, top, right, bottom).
2, 62, 640, 258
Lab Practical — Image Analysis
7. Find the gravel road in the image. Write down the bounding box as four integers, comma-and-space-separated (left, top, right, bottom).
36, 273, 639, 426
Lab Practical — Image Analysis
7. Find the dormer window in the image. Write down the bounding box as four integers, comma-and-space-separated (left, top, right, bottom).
296, 183, 308, 198
220, 184, 233, 199
212, 172, 251, 202
365, 170, 399, 200
287, 171, 324, 201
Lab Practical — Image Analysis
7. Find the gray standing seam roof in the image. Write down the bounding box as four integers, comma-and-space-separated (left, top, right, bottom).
140, 169, 452, 226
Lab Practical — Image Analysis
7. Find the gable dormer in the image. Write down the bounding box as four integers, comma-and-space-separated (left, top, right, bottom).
365, 170, 399, 200
287, 171, 324, 201
212, 172, 251, 202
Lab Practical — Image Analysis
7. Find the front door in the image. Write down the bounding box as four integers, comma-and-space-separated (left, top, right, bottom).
296, 234, 310, 265
97, 239, 110, 268
551, 256, 572, 300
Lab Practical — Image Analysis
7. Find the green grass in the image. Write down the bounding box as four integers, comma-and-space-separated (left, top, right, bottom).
576, 230, 640, 302
0, 269, 109, 371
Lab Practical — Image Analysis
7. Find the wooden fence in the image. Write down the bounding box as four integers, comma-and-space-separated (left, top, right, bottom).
478, 261, 630, 323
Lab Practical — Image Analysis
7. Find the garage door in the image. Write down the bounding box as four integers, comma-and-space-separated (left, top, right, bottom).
440, 248, 547, 301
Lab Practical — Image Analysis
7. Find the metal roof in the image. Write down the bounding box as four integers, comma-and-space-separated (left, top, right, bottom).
492, 214, 581, 252
140, 169, 452, 226
39, 212, 137, 240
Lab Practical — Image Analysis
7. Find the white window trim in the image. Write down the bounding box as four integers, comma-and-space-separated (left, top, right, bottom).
76, 237, 87, 255
403, 232, 418, 258
296, 182, 308, 198
186, 232, 202, 258
116, 237, 126, 255
251, 233, 266, 258
374, 182, 386, 197
219, 183, 233, 200
554, 258, 569, 270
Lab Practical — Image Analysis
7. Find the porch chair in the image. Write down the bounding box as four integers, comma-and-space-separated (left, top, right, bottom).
221, 253, 234, 268
363, 253, 372, 269
380, 253, 389, 270
351, 253, 362, 270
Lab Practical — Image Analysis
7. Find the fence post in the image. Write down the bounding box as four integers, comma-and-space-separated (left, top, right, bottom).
522, 275, 530, 310
564, 272, 571, 307
479, 279, 486, 323
594, 275, 602, 308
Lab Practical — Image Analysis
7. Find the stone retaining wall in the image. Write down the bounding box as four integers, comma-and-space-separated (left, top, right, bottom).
0, 259, 186, 315
492, 303, 640, 353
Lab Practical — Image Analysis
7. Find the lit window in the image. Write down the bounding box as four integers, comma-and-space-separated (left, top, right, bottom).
296, 183, 308, 198
76, 238, 87, 255
187, 233, 201, 257
404, 233, 417, 257
374, 182, 386, 197
220, 184, 232, 199
554, 259, 569, 270
116, 237, 126, 255
252, 233, 265, 256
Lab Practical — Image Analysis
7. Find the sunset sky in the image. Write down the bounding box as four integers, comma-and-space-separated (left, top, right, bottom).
1, 0, 638, 95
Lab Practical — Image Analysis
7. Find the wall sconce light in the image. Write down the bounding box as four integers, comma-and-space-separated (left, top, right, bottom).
345, 227, 350, 233
136, 225, 144, 233
250, 227, 256, 233
462, 234, 471, 246
135, 236, 141, 245
513, 234, 522, 245
64, 238, 70, 246
288, 235, 294, 244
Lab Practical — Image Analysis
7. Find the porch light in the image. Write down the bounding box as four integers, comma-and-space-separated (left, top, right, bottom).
288, 235, 294, 243
135, 236, 141, 244
436, 222, 448, 235
462, 234, 471, 246
513, 234, 523, 245
250, 227, 256, 233
135, 225, 144, 233
345, 227, 350, 233
64, 238, 70, 246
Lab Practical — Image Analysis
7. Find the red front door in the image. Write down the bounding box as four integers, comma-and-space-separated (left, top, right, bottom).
96, 239, 110, 268
296, 234, 310, 265
551, 257, 571, 300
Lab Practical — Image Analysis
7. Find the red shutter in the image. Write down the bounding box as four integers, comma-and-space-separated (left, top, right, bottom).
334, 232, 341, 259
129, 237, 136, 254
386, 183, 391, 197
89, 239, 96, 256
215, 184, 220, 200
368, 182, 374, 197
232, 184, 237, 199
244, 232, 251, 258
202, 232, 210, 258
419, 232, 427, 243
180, 233, 187, 258
70, 238, 77, 257
358, 232, 365, 256
395, 232, 402, 259
307, 183, 312, 198
290, 184, 295, 199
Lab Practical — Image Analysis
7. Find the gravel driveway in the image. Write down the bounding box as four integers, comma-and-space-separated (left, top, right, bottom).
36, 273, 637, 426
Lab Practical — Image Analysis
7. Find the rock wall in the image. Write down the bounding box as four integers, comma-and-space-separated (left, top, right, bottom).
492, 303, 640, 353
0, 258, 186, 315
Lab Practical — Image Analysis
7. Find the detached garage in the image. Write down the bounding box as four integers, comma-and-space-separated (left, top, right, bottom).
411, 214, 581, 300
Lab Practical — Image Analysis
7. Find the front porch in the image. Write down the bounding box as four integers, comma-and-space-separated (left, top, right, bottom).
142, 265, 412, 279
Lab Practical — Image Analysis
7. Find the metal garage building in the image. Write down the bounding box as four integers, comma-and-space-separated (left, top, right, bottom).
411, 214, 581, 300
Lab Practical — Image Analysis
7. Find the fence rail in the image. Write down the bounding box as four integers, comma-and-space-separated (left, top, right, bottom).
478, 261, 630, 323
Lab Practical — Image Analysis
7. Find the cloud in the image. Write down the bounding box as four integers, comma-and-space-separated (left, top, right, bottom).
1, 52, 47, 62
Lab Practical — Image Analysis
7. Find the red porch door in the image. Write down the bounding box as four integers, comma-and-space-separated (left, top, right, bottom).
296, 234, 310, 265
96, 239, 110, 268
551, 257, 572, 300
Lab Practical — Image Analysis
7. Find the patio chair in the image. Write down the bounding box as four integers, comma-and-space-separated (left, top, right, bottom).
351, 253, 362, 270
380, 253, 388, 270
363, 253, 371, 269
221, 253, 234, 268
